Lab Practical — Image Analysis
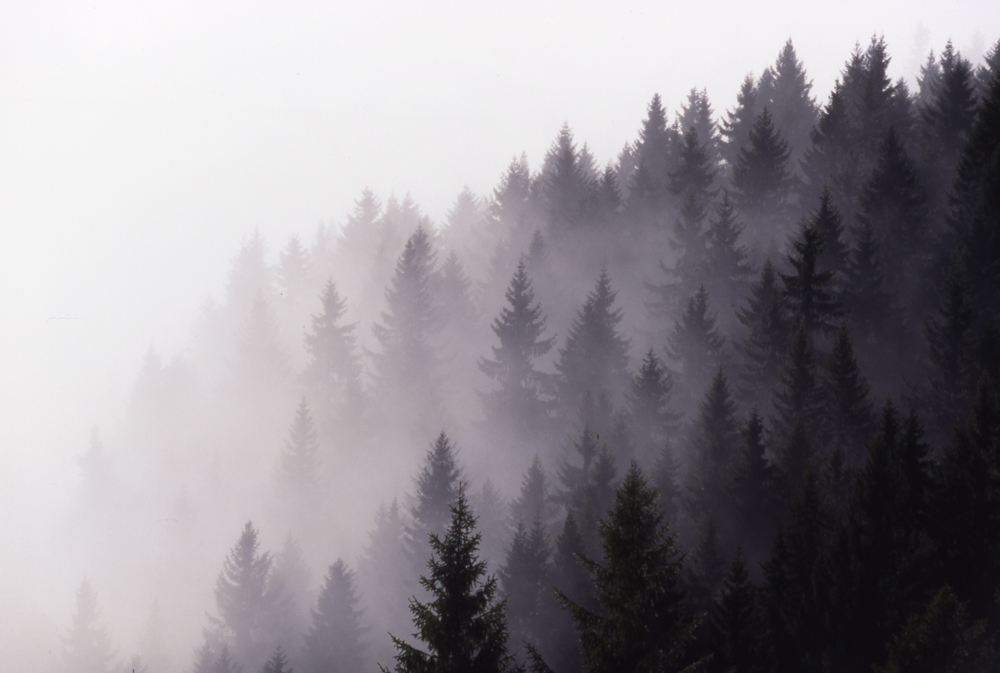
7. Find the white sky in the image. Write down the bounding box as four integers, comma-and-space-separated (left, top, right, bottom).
0, 0, 995, 540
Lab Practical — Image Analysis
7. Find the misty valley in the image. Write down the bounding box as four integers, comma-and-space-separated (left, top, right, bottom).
46, 35, 1000, 673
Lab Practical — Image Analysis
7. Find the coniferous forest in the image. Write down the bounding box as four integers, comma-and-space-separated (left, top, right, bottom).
52, 35, 1000, 673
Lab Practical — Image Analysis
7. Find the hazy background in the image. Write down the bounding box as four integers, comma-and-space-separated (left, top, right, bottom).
0, 0, 995, 656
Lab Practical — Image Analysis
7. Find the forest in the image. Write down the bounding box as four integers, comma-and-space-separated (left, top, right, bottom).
54, 33, 1000, 673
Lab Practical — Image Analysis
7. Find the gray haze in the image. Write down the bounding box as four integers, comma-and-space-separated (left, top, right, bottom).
0, 1, 996, 670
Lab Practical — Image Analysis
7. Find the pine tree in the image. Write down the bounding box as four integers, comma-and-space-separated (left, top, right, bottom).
651, 440, 682, 524
916, 49, 942, 109
382, 488, 519, 673
690, 518, 726, 611
260, 647, 292, 673
711, 547, 763, 673
509, 456, 554, 529
821, 324, 875, 465
800, 82, 854, 209
62, 579, 117, 673
666, 286, 726, 410
371, 227, 441, 432
498, 517, 552, 656
408, 432, 463, 567
676, 88, 721, 172
687, 369, 742, 526
736, 260, 790, 403
302, 559, 368, 673
701, 192, 752, 324
627, 349, 681, 465
554, 269, 631, 417
669, 125, 717, 203
479, 260, 555, 440
359, 500, 411, 670
302, 278, 362, 412
473, 479, 511, 569
236, 291, 289, 390
731, 107, 794, 243
553, 462, 702, 673
629, 93, 677, 218
720, 74, 759, 177
269, 536, 312, 662
540, 123, 591, 234
209, 522, 284, 672
923, 42, 978, 182
275, 399, 321, 500
780, 214, 842, 338
771, 327, 824, 497
729, 409, 779, 558
762, 40, 818, 174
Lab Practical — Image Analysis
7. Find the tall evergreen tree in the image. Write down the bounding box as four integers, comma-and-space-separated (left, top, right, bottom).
627, 349, 681, 465
554, 269, 631, 417
731, 107, 794, 243
479, 260, 555, 441
701, 192, 752, 325
540, 123, 591, 234
408, 432, 463, 567
302, 559, 368, 673
629, 93, 677, 218
61, 580, 117, 673
736, 260, 790, 403
666, 286, 726, 411
382, 489, 519, 673
760, 39, 818, 174
498, 517, 552, 658
711, 547, 763, 673
275, 399, 321, 500
302, 279, 363, 414
261, 647, 292, 673
676, 87, 721, 173
780, 215, 842, 338
720, 74, 759, 176
687, 369, 742, 527
729, 409, 779, 558
669, 125, 717, 203
771, 327, 824, 496
821, 324, 875, 465
554, 462, 702, 673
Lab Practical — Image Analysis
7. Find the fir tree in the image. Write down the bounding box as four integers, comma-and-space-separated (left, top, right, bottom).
690, 518, 727, 611
687, 369, 742, 526
236, 291, 289, 390
540, 123, 591, 234
554, 463, 703, 673
302, 279, 363, 413
479, 260, 555, 440
269, 537, 312, 662
923, 42, 978, 181
729, 409, 779, 558
771, 327, 824, 497
821, 324, 875, 465
554, 269, 631, 417
762, 39, 818, 173
359, 500, 411, 669
701, 192, 752, 324
302, 560, 368, 673
62, 579, 117, 673
676, 88, 721, 172
711, 547, 763, 673
275, 399, 321, 500
498, 518, 552, 656
627, 349, 681, 465
509, 456, 554, 529
720, 74, 759, 176
209, 522, 284, 672
382, 488, 519, 673
780, 215, 841, 338
408, 432, 463, 567
736, 260, 790, 403
651, 440, 682, 524
260, 647, 292, 673
669, 125, 717, 203
731, 107, 794, 242
629, 93, 676, 218
666, 286, 726, 410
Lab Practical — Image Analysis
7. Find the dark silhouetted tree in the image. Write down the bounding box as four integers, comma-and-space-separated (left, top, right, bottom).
499, 517, 552, 658
701, 192, 752, 325
821, 324, 875, 465
771, 327, 824, 498
711, 547, 763, 673
736, 260, 790, 403
731, 107, 794, 243
720, 74, 759, 176
780, 215, 841, 338
408, 432, 463, 567
687, 369, 741, 526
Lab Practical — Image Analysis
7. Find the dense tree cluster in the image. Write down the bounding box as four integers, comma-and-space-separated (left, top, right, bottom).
58, 34, 1000, 673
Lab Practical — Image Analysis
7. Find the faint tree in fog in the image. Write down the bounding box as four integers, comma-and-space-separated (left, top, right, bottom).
711, 547, 764, 673
666, 286, 726, 410
780, 211, 842, 338
757, 40, 818, 174
236, 291, 289, 389
77, 427, 113, 510
509, 455, 556, 529
302, 279, 363, 418
276, 399, 321, 500
720, 74, 759, 176
479, 259, 555, 442
677, 87, 722, 172
208, 522, 285, 672
552, 463, 701, 673
224, 228, 275, 318
302, 559, 368, 673
701, 193, 752, 327
260, 647, 292, 673
276, 234, 311, 301
539, 123, 592, 234
371, 226, 442, 432
407, 432, 463, 567
627, 349, 681, 466
629, 93, 678, 220
359, 499, 410, 670
270, 536, 313, 662
736, 260, 791, 403
383, 489, 519, 673
472, 479, 511, 569
687, 369, 742, 528
554, 269, 631, 418
61, 579, 117, 673
499, 517, 553, 658
651, 441, 682, 524
192, 644, 239, 673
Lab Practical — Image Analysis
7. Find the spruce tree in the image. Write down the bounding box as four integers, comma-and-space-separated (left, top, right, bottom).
821, 323, 875, 465
676, 88, 721, 172
509, 455, 554, 529
260, 647, 292, 673
720, 74, 759, 177
687, 369, 742, 527
555, 462, 702, 673
690, 518, 727, 611
736, 260, 790, 403
669, 125, 717, 203
711, 547, 763, 673
498, 518, 552, 656
302, 559, 368, 673
771, 327, 824, 497
762, 39, 818, 173
408, 432, 463, 567
479, 260, 555, 440
666, 286, 726, 411
651, 440, 682, 524
701, 192, 752, 324
540, 123, 591, 234
382, 489, 519, 673
627, 349, 681, 465
554, 269, 631, 417
629, 93, 677, 218
780, 215, 841, 338
729, 409, 779, 558
731, 107, 794, 242
275, 399, 321, 500
302, 279, 363, 414
62, 580, 117, 673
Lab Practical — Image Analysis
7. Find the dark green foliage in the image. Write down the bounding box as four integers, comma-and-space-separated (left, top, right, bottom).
711, 547, 763, 673
780, 204, 842, 337
408, 432, 463, 565
875, 585, 987, 673
687, 369, 741, 525
382, 489, 519, 673
821, 323, 875, 465
302, 560, 367, 673
736, 260, 790, 402
62, 580, 117, 673
556, 463, 703, 673
479, 260, 555, 440
627, 349, 681, 465
554, 269, 631, 416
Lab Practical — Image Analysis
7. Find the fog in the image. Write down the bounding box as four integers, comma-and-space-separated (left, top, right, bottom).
1, 2, 998, 672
